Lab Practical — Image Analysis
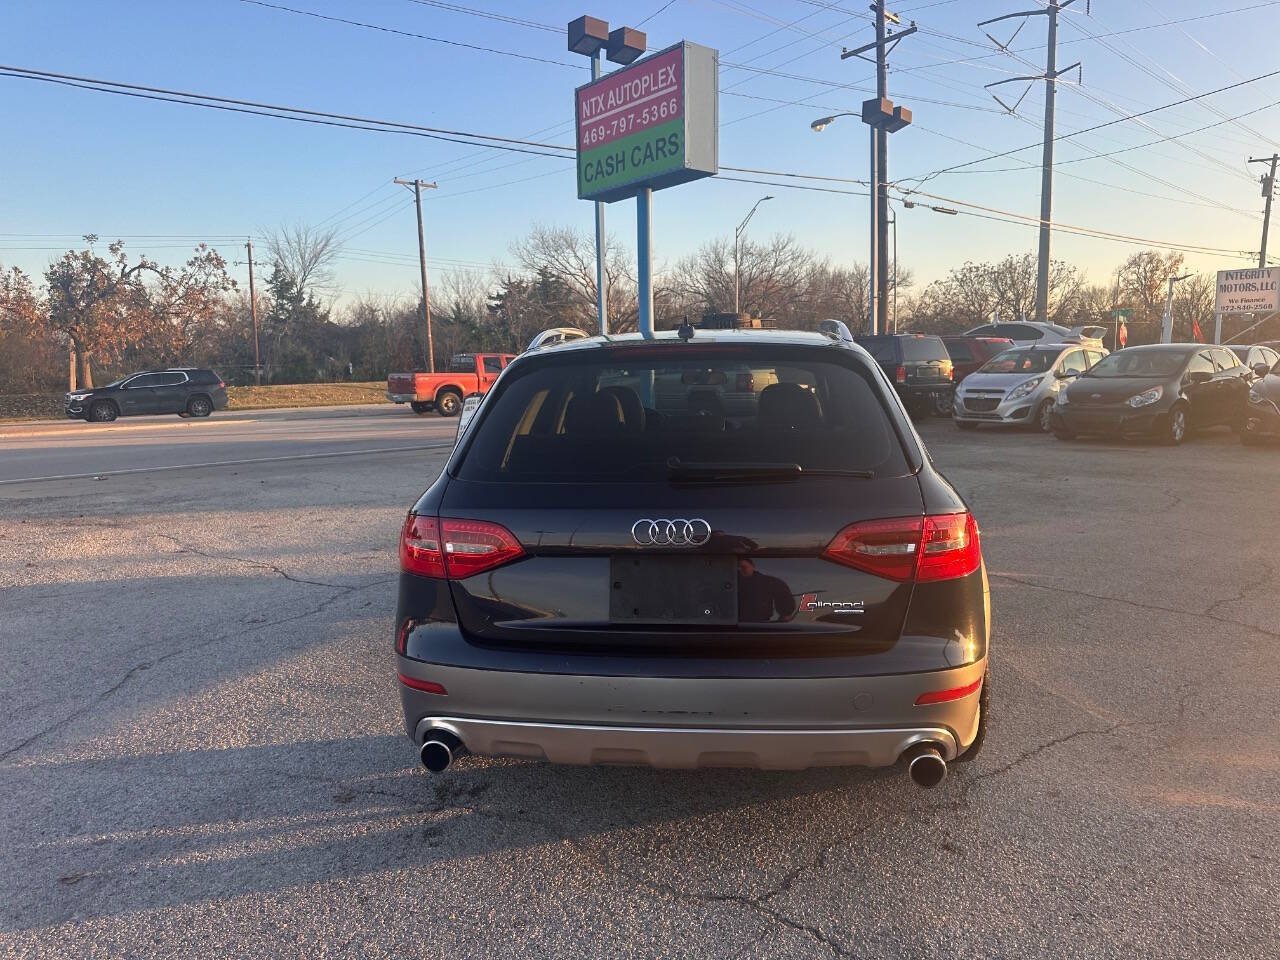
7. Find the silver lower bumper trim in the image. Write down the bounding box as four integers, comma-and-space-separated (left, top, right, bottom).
414, 716, 958, 770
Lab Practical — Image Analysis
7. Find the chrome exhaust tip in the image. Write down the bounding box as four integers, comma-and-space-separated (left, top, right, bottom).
419, 730, 464, 773
904, 743, 947, 789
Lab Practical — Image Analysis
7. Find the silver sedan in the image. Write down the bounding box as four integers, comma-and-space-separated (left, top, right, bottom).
953, 342, 1108, 432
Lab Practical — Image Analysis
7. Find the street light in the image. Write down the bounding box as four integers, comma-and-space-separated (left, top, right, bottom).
567, 16, 648, 336
1161, 273, 1193, 343
734, 195, 773, 315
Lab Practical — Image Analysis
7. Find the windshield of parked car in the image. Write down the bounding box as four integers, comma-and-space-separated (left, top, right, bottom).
1085, 349, 1187, 378
977, 348, 1057, 375
455, 346, 910, 482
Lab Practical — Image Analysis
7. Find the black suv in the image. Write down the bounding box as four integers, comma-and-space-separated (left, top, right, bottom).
395, 327, 991, 789
854, 334, 953, 417
64, 368, 229, 422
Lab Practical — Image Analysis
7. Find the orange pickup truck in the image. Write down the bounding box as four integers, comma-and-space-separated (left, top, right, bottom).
386, 352, 515, 416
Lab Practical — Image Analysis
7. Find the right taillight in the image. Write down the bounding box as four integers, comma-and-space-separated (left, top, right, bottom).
822, 513, 981, 582
895, 365, 907, 383
399, 514, 525, 580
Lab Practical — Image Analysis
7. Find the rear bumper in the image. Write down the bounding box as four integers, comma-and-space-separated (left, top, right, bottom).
398, 656, 986, 769
414, 716, 962, 769
387, 392, 424, 404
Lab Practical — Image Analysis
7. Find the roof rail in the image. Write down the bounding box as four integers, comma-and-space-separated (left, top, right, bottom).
526, 327, 590, 351
818, 319, 854, 344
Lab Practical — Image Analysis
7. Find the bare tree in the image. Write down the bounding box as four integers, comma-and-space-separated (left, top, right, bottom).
266, 223, 342, 297
512, 224, 635, 332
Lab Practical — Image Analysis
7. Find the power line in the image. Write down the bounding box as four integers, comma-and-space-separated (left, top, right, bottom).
897, 65, 1280, 183
0, 64, 576, 156
399, 0, 559, 33
237, 1, 576, 68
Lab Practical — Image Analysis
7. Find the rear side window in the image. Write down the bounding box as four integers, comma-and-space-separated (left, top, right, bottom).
855, 337, 899, 364
1212, 348, 1240, 371
189, 370, 219, 385
997, 323, 1043, 340
154, 372, 187, 386
456, 348, 910, 483
901, 337, 948, 362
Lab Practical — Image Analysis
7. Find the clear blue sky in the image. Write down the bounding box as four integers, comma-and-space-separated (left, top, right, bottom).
3, 0, 1279, 304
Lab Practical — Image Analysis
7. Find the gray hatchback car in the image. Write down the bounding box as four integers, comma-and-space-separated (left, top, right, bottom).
395, 326, 991, 788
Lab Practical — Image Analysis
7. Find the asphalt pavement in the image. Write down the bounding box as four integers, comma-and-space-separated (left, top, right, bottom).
1, 413, 1276, 959
0, 405, 458, 483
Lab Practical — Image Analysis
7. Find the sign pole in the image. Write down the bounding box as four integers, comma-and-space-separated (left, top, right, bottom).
592, 51, 608, 336
868, 131, 879, 335
637, 187, 654, 339
1214, 312, 1224, 345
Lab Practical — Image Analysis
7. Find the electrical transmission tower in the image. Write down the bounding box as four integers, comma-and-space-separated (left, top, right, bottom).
979, 1, 1087, 325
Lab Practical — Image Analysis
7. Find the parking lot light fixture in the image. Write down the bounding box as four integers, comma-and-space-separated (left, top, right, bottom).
734, 195, 773, 315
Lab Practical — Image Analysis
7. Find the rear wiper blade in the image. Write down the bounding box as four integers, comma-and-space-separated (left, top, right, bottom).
666, 458, 801, 481
666, 459, 874, 481
798, 468, 875, 479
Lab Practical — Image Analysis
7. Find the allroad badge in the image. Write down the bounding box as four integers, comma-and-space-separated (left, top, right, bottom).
631, 518, 712, 546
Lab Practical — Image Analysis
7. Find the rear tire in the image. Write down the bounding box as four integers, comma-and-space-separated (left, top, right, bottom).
952, 668, 990, 764
186, 395, 212, 418
1162, 404, 1188, 445
409, 401, 431, 415
89, 400, 118, 423
436, 390, 462, 417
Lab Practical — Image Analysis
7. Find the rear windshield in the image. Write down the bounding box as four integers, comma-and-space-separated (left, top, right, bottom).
455, 347, 909, 483
900, 337, 948, 362
447, 354, 475, 373
979, 348, 1057, 375
855, 337, 899, 363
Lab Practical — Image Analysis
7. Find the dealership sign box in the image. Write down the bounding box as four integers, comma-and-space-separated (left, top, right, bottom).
575, 41, 718, 203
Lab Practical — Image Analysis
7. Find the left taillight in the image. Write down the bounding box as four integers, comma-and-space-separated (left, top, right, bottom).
822, 512, 981, 582
399, 514, 524, 579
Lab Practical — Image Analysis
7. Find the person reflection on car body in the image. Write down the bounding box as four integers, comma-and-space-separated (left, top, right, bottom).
737, 558, 797, 623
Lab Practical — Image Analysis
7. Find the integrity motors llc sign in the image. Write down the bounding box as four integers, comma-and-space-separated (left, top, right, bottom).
575, 41, 718, 203
1215, 267, 1280, 314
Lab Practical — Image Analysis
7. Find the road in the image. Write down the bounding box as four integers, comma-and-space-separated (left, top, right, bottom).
1, 414, 1276, 959
0, 405, 458, 483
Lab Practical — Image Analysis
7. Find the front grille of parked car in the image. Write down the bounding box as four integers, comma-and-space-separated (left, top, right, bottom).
963, 397, 1001, 413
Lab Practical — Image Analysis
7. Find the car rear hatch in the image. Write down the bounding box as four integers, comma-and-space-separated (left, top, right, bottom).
900, 336, 952, 387
429, 342, 936, 665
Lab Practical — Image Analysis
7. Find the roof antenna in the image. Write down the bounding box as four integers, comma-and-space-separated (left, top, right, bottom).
676, 316, 696, 341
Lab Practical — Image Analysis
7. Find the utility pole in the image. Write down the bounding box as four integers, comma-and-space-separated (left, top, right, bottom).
1249, 154, 1279, 268
979, 1, 1084, 326
245, 239, 261, 386
840, 4, 915, 335
394, 178, 438, 372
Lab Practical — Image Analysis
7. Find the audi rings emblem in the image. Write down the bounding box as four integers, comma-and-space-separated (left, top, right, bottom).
631, 518, 712, 547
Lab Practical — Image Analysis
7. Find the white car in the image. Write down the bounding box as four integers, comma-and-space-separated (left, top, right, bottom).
963, 321, 1106, 348
953, 342, 1108, 432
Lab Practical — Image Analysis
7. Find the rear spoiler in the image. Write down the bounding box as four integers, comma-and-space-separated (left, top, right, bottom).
1069, 325, 1107, 343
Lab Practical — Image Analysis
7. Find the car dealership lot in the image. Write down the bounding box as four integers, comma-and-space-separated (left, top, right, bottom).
1, 416, 1276, 959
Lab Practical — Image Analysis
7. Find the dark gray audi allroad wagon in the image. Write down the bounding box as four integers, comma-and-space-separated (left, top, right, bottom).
394, 326, 990, 788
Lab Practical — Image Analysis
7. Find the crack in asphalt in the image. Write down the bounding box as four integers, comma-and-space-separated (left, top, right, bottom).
990, 573, 1280, 640
0, 577, 393, 763
1203, 559, 1275, 619
152, 534, 354, 589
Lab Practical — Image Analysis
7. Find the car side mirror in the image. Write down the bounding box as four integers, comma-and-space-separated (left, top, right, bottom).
1253, 362, 1270, 378
1059, 368, 1081, 379
1188, 370, 1212, 384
